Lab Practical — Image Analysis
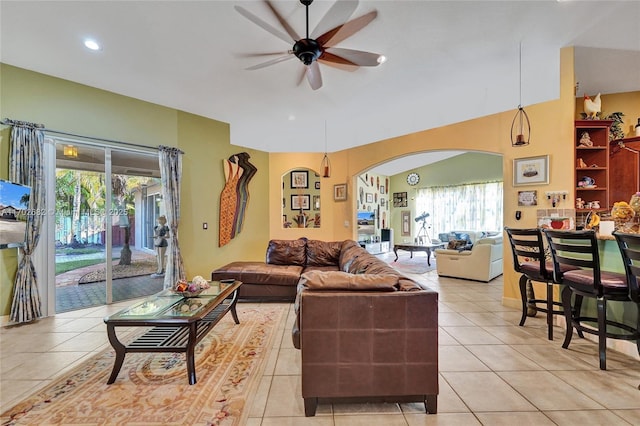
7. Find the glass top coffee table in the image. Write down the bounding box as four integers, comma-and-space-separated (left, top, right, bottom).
103, 280, 241, 385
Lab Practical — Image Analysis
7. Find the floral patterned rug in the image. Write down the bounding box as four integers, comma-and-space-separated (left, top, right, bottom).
1, 305, 286, 425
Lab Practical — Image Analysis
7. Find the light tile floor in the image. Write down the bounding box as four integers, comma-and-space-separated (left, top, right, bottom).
2, 271, 640, 425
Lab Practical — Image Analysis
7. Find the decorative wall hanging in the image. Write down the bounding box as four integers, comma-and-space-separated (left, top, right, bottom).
401, 211, 411, 236
219, 152, 256, 247
393, 192, 408, 207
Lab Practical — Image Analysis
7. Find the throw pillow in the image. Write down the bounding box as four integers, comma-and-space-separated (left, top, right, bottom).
447, 239, 469, 250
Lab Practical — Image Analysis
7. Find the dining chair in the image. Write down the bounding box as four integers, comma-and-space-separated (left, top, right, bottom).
544, 229, 630, 370
505, 227, 566, 340
612, 231, 640, 377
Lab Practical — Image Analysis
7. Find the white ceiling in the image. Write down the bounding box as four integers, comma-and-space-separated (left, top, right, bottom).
1, 0, 639, 173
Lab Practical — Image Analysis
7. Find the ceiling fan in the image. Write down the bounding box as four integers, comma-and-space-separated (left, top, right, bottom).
235, 0, 385, 90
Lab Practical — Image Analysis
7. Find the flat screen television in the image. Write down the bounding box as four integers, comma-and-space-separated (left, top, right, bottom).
357, 211, 375, 235
0, 179, 31, 249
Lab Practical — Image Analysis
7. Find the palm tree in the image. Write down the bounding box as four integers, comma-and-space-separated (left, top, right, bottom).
112, 174, 132, 265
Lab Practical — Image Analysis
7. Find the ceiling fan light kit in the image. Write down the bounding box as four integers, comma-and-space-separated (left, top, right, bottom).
236, 0, 384, 90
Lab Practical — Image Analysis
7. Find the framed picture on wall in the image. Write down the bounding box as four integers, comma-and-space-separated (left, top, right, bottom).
393, 192, 408, 207
291, 194, 310, 210
315, 181, 320, 190
313, 195, 320, 210
513, 155, 549, 186
291, 170, 309, 188
334, 184, 347, 201
518, 190, 538, 206
366, 193, 373, 203
401, 211, 411, 236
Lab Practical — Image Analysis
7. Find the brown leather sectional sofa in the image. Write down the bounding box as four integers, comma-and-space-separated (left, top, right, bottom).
211, 238, 439, 416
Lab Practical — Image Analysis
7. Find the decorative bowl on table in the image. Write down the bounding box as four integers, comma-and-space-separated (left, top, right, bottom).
173, 276, 211, 298
173, 289, 204, 298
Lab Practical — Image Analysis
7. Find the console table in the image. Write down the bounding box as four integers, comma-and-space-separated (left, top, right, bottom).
393, 243, 445, 266
103, 280, 241, 385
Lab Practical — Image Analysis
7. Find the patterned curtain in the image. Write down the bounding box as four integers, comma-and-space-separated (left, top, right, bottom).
7, 119, 45, 323
159, 146, 186, 289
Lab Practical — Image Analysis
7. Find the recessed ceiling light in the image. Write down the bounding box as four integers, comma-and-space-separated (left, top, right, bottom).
83, 39, 101, 51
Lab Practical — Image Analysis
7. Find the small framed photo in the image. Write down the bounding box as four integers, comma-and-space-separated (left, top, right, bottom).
313, 195, 320, 210
291, 170, 309, 189
518, 190, 538, 206
366, 193, 373, 203
314, 181, 320, 190
380, 198, 386, 207
380, 185, 385, 194
334, 183, 347, 201
291, 194, 310, 210
513, 155, 549, 186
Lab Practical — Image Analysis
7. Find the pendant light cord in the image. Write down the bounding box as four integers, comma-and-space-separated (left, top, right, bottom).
518, 42, 522, 109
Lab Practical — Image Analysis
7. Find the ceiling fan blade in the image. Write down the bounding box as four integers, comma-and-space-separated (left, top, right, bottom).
245, 54, 294, 71
240, 51, 290, 58
306, 61, 323, 90
234, 5, 294, 44
323, 47, 382, 67
311, 0, 359, 40
316, 10, 378, 47
263, 0, 300, 41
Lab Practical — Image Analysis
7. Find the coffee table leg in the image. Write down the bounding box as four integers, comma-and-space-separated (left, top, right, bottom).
426, 249, 432, 266
106, 324, 126, 384
230, 288, 240, 325
393, 246, 399, 262
186, 323, 198, 385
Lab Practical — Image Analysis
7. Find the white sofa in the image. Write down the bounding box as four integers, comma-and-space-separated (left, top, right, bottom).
434, 235, 503, 282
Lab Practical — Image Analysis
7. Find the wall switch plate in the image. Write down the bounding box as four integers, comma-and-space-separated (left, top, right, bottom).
203, 223, 208, 230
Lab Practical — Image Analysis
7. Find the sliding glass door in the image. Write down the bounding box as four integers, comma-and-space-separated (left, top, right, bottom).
52, 140, 163, 313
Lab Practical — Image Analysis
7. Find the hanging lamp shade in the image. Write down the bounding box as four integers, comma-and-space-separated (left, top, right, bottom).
511, 106, 531, 147
321, 153, 331, 178
321, 120, 331, 178
511, 42, 530, 147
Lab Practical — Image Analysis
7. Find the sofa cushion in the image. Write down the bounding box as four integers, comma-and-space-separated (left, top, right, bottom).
339, 241, 366, 271
211, 261, 303, 286
306, 240, 342, 267
266, 238, 307, 266
299, 270, 398, 291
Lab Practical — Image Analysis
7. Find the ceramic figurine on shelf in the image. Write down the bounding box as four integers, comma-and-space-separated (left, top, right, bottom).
578, 131, 593, 147
576, 198, 585, 209
591, 201, 600, 209
577, 157, 587, 168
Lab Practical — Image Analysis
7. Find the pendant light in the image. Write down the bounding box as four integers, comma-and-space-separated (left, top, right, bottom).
321, 120, 331, 178
511, 42, 531, 147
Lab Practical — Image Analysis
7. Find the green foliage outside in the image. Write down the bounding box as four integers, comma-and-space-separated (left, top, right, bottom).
56, 247, 103, 256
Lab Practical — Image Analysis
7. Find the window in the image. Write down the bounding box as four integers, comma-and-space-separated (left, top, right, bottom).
415, 181, 503, 236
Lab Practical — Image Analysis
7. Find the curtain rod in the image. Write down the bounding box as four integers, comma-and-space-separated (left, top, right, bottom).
1, 118, 159, 151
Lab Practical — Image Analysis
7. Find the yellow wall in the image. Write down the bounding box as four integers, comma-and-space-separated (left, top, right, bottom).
0, 64, 270, 316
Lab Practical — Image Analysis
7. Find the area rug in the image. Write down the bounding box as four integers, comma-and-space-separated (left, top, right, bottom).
379, 252, 436, 275
1, 305, 286, 426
